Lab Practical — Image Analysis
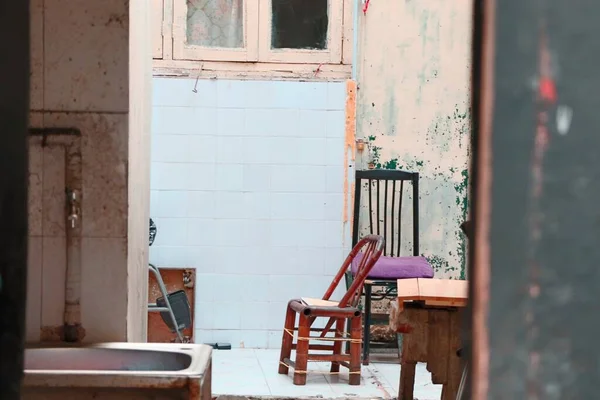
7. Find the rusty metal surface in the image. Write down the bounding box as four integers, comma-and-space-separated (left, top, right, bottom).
471, 0, 600, 398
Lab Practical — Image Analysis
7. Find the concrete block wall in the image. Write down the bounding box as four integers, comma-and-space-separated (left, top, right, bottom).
150, 78, 349, 348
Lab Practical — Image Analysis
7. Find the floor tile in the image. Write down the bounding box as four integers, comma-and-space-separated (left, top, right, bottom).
211, 348, 443, 399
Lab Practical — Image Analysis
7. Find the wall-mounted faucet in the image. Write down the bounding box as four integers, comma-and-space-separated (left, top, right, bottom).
66, 189, 80, 229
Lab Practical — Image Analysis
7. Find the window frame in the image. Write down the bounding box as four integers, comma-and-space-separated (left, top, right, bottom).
257, 0, 343, 64
153, 0, 353, 80
172, 0, 259, 62
152, 0, 164, 59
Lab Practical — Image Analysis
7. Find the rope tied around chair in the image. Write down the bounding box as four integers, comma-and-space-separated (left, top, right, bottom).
278, 361, 362, 375
283, 328, 362, 344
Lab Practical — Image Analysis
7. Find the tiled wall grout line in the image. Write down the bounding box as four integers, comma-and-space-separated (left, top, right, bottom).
150, 78, 349, 348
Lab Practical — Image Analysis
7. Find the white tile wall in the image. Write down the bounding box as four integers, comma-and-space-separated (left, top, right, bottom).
150, 78, 350, 348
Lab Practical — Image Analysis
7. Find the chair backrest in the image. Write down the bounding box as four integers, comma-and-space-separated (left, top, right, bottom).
352, 169, 420, 257
322, 235, 385, 308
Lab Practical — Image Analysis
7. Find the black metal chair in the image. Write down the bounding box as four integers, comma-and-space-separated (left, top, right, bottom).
345, 169, 434, 365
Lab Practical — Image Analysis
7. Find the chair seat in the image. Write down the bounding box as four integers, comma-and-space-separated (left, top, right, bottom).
351, 253, 434, 280
301, 297, 339, 307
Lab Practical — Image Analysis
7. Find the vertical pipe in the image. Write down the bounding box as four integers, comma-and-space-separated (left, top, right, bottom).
63, 142, 83, 342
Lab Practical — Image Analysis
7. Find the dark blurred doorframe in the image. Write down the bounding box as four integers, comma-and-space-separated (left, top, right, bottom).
467, 0, 492, 398
470, 0, 600, 398
0, 1, 30, 399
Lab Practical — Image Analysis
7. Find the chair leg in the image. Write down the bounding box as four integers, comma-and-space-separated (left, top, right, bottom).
293, 313, 310, 385
330, 318, 344, 373
349, 314, 362, 385
344, 318, 351, 354
278, 304, 296, 375
362, 283, 372, 365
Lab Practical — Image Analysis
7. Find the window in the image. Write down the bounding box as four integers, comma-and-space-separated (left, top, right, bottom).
153, 0, 352, 79
271, 0, 329, 50
259, 0, 342, 63
173, 0, 259, 61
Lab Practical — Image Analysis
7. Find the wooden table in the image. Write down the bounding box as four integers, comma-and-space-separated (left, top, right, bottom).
389, 278, 468, 400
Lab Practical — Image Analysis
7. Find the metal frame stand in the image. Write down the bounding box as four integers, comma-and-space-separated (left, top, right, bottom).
148, 263, 185, 343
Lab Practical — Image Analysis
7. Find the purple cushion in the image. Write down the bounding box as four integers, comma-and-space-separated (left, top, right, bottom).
351, 253, 434, 280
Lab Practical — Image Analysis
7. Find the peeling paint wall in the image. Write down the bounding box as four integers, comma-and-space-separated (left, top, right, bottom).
356, 1, 472, 278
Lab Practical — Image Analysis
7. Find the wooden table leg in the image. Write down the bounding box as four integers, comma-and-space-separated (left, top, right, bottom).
441, 311, 463, 399
399, 362, 416, 400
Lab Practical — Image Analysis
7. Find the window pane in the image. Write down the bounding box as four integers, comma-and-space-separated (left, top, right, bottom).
271, 0, 329, 50
186, 0, 244, 48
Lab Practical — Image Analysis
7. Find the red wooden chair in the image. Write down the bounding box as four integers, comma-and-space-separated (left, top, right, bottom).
278, 235, 385, 385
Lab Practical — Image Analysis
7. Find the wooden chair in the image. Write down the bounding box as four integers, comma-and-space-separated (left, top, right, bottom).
278, 235, 385, 386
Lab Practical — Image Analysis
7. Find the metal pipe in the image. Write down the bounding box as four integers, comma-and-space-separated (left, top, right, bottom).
148, 306, 171, 313
63, 144, 83, 342
30, 129, 84, 342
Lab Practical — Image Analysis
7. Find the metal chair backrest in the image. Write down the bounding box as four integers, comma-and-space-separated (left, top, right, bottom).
352, 170, 420, 257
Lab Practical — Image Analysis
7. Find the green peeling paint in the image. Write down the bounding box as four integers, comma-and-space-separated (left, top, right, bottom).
376, 157, 424, 172
365, 151, 470, 279
365, 101, 470, 280
452, 106, 469, 121
426, 255, 459, 275
367, 136, 383, 167
453, 105, 471, 149
382, 159, 399, 170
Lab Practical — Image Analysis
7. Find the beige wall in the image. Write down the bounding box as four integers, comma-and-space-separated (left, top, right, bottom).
356, 1, 472, 278
27, 0, 150, 343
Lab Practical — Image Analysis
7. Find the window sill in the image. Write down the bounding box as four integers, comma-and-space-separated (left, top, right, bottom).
152, 59, 352, 81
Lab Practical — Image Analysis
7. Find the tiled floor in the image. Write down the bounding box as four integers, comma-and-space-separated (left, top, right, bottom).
212, 349, 442, 399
